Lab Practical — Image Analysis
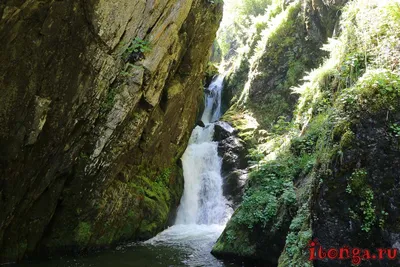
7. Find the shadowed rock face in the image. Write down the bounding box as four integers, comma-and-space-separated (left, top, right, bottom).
313, 109, 400, 267
213, 121, 248, 207
0, 0, 222, 262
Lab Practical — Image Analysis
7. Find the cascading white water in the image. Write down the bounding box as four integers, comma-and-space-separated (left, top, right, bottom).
144, 76, 232, 266
175, 124, 230, 225
176, 75, 231, 225
201, 76, 224, 124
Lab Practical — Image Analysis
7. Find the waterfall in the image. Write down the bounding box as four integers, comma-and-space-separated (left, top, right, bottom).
201, 76, 224, 124
145, 76, 233, 255
175, 75, 231, 225
144, 76, 231, 266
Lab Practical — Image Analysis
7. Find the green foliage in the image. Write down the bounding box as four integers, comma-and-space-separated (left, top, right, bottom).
235, 1, 311, 129
290, 134, 317, 156
279, 204, 312, 267
234, 191, 278, 228
127, 38, 151, 54
120, 63, 141, 78
233, 148, 318, 230
360, 188, 375, 232
121, 37, 151, 62
286, 60, 307, 87
79, 152, 89, 160
225, 229, 237, 243
338, 69, 400, 114
271, 116, 291, 135
205, 62, 219, 78
216, 0, 275, 60
337, 52, 368, 90
281, 181, 296, 206
247, 147, 264, 166
216, 0, 400, 261
237, 0, 272, 17
379, 210, 389, 229
390, 123, 400, 137
345, 169, 367, 195
345, 169, 376, 232
291, 113, 328, 158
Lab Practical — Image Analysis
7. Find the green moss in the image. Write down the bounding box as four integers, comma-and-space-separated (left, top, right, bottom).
332, 120, 351, 141
96, 225, 116, 246
340, 130, 355, 149
138, 195, 169, 237
212, 221, 256, 257
221, 108, 258, 146
122, 166, 174, 238
117, 210, 138, 239
346, 169, 368, 194
75, 222, 92, 245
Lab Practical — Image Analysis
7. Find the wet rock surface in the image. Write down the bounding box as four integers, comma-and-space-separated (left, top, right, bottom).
213, 121, 248, 207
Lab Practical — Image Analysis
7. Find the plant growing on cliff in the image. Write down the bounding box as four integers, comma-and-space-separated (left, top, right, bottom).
345, 169, 377, 232
390, 123, 400, 137
123, 37, 151, 63
281, 204, 312, 267
129, 38, 151, 53
360, 188, 375, 232
120, 63, 142, 78
272, 116, 292, 135
235, 191, 278, 228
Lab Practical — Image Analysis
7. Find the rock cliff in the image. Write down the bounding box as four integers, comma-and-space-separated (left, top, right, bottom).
212, 0, 400, 266
0, 0, 222, 263
223, 0, 348, 129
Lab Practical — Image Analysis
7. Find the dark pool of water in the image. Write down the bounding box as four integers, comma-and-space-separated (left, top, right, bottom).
8, 225, 242, 267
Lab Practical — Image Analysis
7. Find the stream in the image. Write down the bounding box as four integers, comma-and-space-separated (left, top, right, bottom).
13, 76, 239, 267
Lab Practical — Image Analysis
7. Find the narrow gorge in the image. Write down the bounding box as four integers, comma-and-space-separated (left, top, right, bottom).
1, 0, 400, 267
